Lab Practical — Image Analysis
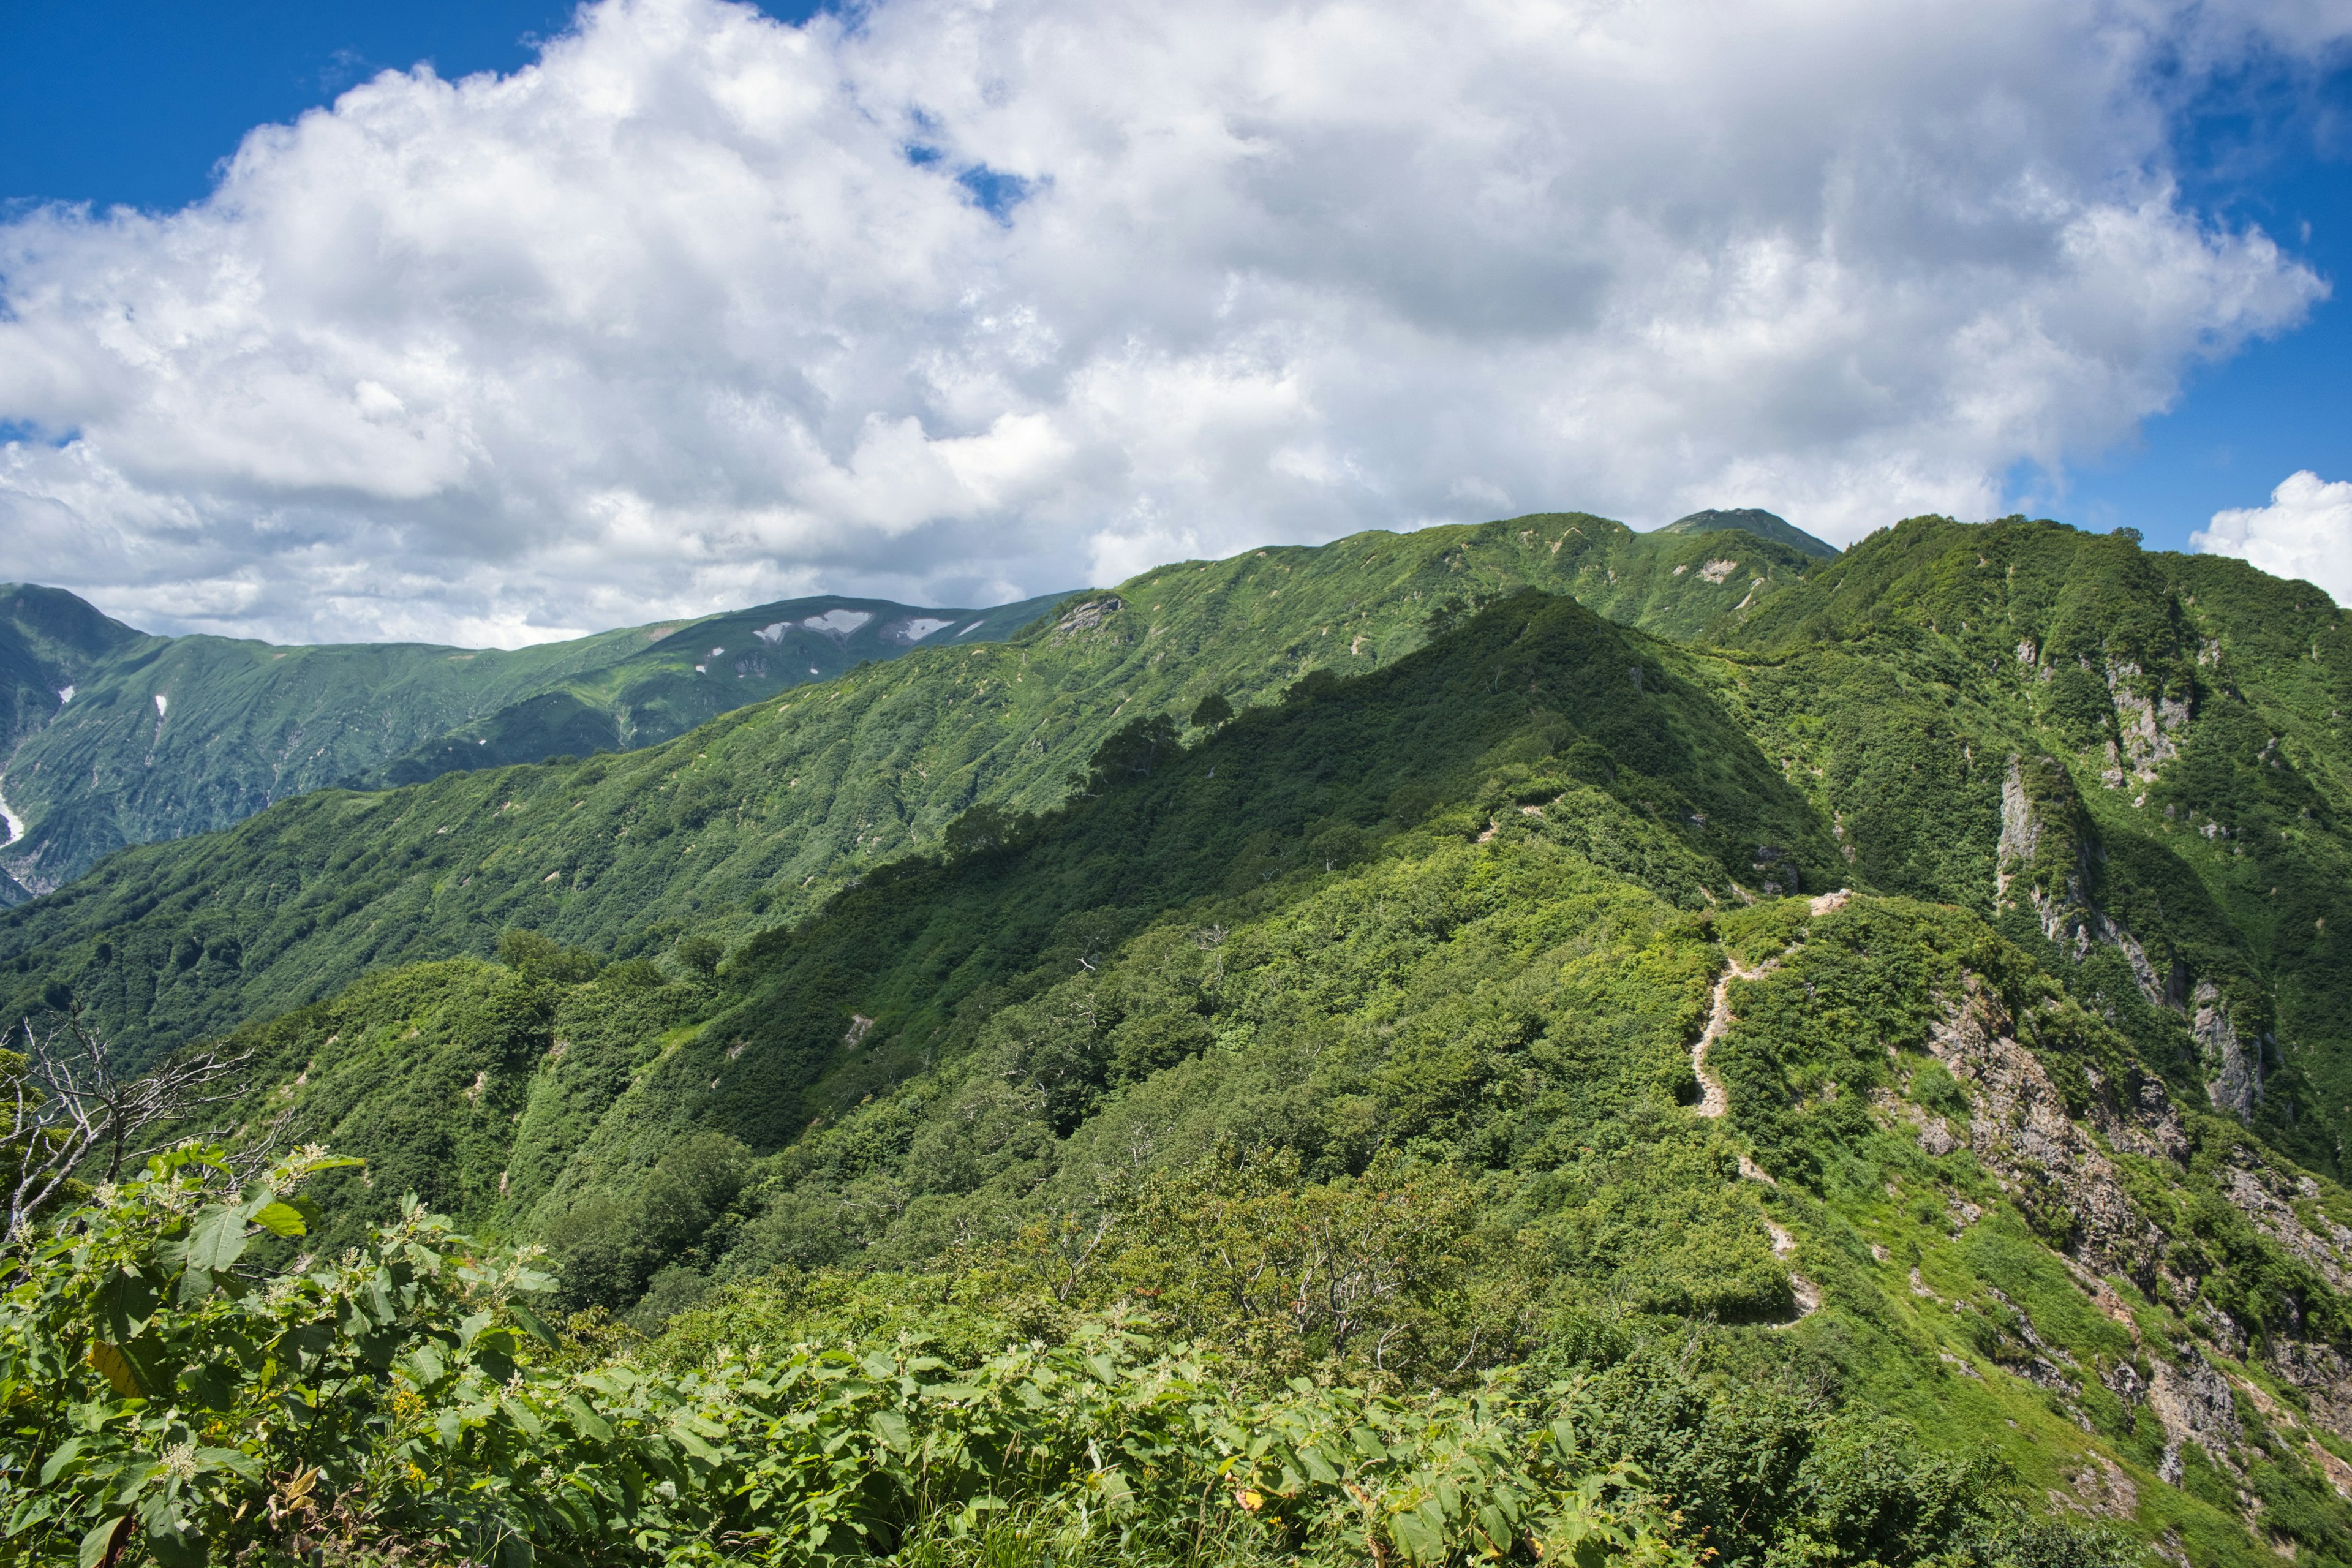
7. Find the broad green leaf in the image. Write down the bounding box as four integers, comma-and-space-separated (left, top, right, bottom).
248, 1201, 306, 1238
78, 1516, 129, 1568
565, 1393, 612, 1444
39, 1436, 86, 1485
178, 1360, 240, 1412
508, 1302, 559, 1347
669, 1422, 720, 1463
198, 1447, 260, 1480
96, 1270, 158, 1344
184, 1204, 249, 1273
399, 1343, 448, 1388
869, 1409, 911, 1453
1391, 1508, 1444, 1566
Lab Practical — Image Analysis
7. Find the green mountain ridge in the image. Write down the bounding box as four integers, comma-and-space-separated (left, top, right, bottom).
7, 508, 2352, 1565
0, 585, 1066, 900
0, 513, 1829, 1065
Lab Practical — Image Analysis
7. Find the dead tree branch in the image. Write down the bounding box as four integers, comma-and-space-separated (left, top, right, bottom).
5, 1009, 251, 1237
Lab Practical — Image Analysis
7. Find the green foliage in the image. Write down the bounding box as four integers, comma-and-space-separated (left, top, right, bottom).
1575, 1343, 2132, 1568
2, 1155, 1707, 1567
1188, 693, 1234, 731
0, 517, 1827, 1066
500, 929, 605, 986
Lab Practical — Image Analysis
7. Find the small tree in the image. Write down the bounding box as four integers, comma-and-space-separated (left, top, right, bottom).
1189, 692, 1234, 731
674, 933, 725, 978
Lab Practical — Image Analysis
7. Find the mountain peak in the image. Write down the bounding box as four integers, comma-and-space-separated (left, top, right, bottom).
1655, 507, 1839, 559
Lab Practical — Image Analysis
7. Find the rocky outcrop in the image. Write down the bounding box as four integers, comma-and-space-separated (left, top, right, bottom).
2218, 1159, 2352, 1290
1052, 596, 1126, 635
2147, 1354, 2242, 1482
1921, 973, 2352, 1453
1920, 973, 2180, 1283
1995, 753, 2261, 1118
2272, 1341, 2352, 1439
1996, 755, 2098, 951
2195, 981, 2262, 1120
2105, 659, 2192, 782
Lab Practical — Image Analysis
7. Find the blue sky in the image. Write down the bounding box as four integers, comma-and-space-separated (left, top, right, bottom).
2014, 59, 2352, 550
0, 3, 802, 208
1, 0, 2347, 643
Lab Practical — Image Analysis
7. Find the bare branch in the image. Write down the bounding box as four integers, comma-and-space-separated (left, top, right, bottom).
4, 1009, 252, 1237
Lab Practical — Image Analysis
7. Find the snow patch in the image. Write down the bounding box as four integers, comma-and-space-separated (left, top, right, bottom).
754, 622, 788, 645
802, 609, 872, 637
899, 617, 953, 641
153, 693, 168, 717
0, 780, 23, 847
709, 646, 725, 657
956, 621, 984, 636
55, 685, 74, 704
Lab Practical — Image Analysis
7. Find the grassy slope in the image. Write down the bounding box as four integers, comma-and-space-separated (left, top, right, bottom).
0, 515, 1821, 1062
0, 588, 1066, 898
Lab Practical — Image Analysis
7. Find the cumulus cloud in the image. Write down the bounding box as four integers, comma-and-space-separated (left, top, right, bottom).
0, 0, 2339, 644
2195, 472, 2352, 605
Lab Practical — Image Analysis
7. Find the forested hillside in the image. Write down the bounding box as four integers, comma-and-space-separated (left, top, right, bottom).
6, 511, 2352, 1566
0, 586, 1063, 899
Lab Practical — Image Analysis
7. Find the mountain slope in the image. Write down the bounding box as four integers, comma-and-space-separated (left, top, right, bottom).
1691, 515, 2352, 1171
0, 513, 1828, 1063
0, 587, 1065, 897
165, 588, 2352, 1568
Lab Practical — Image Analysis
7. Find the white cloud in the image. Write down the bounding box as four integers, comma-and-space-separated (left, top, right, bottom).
2195, 472, 2352, 606
0, 0, 2340, 644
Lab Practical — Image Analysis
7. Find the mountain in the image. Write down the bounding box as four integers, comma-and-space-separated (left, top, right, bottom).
1657, 505, 1842, 559
0, 513, 1828, 1064
0, 586, 1066, 899
9, 509, 2352, 1561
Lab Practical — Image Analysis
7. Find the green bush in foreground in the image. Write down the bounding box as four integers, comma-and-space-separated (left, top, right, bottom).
1, 1145, 1696, 1567
1, 1144, 2140, 1567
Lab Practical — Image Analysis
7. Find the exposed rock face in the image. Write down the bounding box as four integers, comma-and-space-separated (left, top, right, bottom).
2220, 1160, 2352, 1290
2147, 1354, 2242, 1480
2196, 980, 2261, 1119
1922, 974, 2179, 1284
1996, 755, 2098, 952
2053, 1454, 2140, 1520
1053, 596, 1126, 635
2105, 659, 2192, 782
2272, 1341, 2352, 1438
1995, 753, 2260, 1118
1923, 974, 2352, 1448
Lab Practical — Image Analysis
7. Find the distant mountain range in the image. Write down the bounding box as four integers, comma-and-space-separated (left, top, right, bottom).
0, 586, 1066, 900
0, 513, 1830, 903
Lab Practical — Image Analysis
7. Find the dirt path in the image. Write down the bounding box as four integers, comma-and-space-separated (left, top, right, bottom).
1691, 959, 1765, 1118
1691, 891, 1852, 1325
1692, 890, 1851, 1120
